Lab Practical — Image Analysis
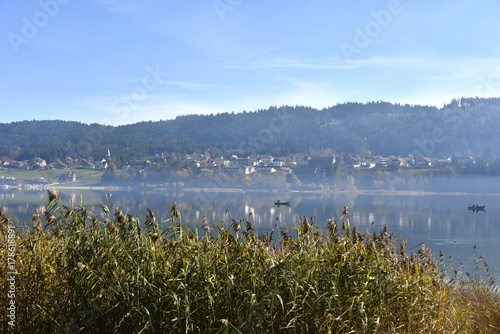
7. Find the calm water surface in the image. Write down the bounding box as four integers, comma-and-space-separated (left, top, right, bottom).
2, 187, 499, 281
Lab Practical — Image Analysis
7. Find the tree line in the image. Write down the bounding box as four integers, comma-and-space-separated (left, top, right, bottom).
1, 97, 500, 166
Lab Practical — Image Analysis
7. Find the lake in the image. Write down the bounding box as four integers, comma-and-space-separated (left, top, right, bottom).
2, 186, 499, 282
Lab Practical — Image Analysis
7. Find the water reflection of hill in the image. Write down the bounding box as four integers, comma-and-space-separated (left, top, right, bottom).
1, 189, 47, 224
2, 187, 499, 282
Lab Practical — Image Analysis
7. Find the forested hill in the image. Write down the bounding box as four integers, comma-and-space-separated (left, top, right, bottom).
1, 97, 500, 164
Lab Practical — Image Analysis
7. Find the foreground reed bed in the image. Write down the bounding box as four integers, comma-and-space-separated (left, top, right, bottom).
0, 190, 498, 333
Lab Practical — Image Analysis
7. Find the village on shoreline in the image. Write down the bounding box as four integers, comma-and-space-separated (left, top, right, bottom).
0, 151, 483, 192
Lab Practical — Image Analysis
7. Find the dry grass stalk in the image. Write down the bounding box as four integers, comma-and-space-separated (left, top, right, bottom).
0, 194, 497, 333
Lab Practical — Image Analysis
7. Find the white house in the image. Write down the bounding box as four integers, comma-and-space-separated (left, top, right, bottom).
255, 167, 276, 174
256, 155, 275, 165
219, 166, 255, 175
272, 159, 284, 167
230, 157, 256, 166
279, 167, 293, 173
344, 157, 361, 169
95, 159, 108, 170
29, 157, 47, 170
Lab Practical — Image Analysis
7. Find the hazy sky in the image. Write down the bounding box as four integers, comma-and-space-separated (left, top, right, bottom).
1, 0, 500, 125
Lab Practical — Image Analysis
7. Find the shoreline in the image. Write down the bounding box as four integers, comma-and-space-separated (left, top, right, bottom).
48, 184, 500, 197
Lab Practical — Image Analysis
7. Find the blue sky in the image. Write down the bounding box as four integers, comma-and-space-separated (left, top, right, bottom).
1, 0, 500, 125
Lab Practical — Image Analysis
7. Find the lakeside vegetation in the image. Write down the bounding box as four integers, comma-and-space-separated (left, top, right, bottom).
1, 191, 499, 333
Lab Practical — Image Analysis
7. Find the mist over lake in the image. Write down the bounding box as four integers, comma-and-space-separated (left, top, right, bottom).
3, 174, 499, 282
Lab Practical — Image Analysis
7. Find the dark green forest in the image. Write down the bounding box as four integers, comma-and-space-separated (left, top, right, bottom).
1, 97, 499, 164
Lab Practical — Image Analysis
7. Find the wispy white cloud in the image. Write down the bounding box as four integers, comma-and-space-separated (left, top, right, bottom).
161, 80, 229, 91
267, 77, 346, 108
3, 1, 500, 126
91, 1, 267, 63
245, 55, 500, 106
82, 53, 500, 122
78, 88, 226, 125
226, 56, 358, 70
223, 54, 500, 76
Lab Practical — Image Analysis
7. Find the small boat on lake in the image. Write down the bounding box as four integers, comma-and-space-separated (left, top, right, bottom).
468, 204, 485, 212
275, 200, 290, 206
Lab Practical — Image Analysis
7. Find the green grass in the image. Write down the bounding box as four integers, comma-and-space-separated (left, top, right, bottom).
0, 169, 63, 180
0, 169, 104, 185
0, 191, 498, 333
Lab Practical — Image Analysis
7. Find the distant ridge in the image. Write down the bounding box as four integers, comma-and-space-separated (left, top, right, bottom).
1, 97, 499, 163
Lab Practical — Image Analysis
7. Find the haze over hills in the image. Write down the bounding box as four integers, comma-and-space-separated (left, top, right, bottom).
1, 97, 499, 164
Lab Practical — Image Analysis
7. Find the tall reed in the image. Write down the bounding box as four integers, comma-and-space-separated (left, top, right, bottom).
0, 190, 498, 333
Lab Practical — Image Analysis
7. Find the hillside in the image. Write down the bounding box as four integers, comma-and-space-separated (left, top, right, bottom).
1, 97, 500, 164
